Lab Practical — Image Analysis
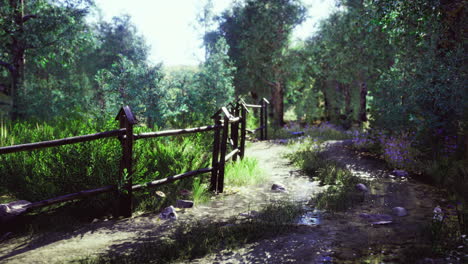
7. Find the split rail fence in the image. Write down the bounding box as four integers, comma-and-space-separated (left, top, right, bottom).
0, 98, 270, 217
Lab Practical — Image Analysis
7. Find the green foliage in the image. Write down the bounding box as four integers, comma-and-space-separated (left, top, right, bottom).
0, 119, 120, 201
95, 55, 165, 126
208, 0, 306, 124
424, 159, 468, 204
163, 38, 235, 127
0, 0, 95, 118
0, 119, 214, 208
225, 157, 265, 187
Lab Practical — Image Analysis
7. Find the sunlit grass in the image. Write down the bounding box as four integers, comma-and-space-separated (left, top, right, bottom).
225, 157, 265, 187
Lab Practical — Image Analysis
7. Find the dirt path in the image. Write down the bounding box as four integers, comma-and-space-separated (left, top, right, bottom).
0, 140, 450, 263
0, 141, 320, 264
187, 140, 449, 264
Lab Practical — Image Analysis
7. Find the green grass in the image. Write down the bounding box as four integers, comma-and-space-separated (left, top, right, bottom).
225, 157, 265, 186
286, 137, 367, 212
0, 118, 213, 218
75, 201, 305, 264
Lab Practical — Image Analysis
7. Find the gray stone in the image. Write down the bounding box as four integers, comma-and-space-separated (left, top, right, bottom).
0, 200, 31, 224
371, 220, 393, 225
159, 206, 178, 220
271, 183, 287, 192
355, 183, 368, 192
239, 210, 259, 218
176, 200, 194, 208
392, 206, 408, 217
392, 169, 408, 177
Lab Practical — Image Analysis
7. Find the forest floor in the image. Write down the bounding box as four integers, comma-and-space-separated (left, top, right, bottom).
0, 140, 455, 263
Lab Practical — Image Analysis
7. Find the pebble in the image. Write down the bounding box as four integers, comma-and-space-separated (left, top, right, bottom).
271, 183, 287, 192
392, 207, 408, 217
355, 183, 368, 192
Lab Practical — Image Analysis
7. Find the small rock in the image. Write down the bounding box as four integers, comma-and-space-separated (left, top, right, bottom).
392, 207, 408, 217
239, 210, 259, 218
159, 206, 178, 220
392, 170, 408, 177
355, 183, 368, 192
433, 206, 443, 221
176, 200, 194, 208
155, 191, 166, 198
0, 200, 31, 224
271, 183, 287, 192
371, 221, 393, 225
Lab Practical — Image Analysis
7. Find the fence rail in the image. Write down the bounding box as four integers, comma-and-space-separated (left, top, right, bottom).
0, 129, 126, 154
0, 97, 269, 218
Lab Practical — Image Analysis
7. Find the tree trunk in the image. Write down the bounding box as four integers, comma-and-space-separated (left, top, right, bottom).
358, 80, 368, 123
270, 81, 284, 127
321, 82, 331, 121
9, 0, 26, 120
343, 83, 351, 117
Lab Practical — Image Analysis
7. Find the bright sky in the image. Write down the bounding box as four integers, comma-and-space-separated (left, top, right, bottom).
93, 0, 336, 66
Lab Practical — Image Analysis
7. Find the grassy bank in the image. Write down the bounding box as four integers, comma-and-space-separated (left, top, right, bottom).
286, 136, 366, 212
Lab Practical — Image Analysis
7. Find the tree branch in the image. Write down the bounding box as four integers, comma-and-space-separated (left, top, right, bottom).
22, 14, 38, 23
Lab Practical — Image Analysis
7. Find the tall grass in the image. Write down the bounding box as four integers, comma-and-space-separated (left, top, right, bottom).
0, 118, 213, 216
225, 157, 265, 186
0, 117, 268, 218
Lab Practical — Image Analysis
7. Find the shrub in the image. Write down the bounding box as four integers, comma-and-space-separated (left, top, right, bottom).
379, 132, 420, 171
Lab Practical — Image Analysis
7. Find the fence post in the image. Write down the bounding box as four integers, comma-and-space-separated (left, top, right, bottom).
231, 102, 240, 161
210, 114, 221, 192
263, 98, 269, 140
115, 106, 137, 218
259, 99, 264, 140
239, 104, 247, 159
217, 115, 229, 193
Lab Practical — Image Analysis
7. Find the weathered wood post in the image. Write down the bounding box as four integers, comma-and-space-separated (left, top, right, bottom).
239, 101, 248, 160
115, 106, 137, 218
231, 102, 240, 161
217, 113, 230, 193
263, 98, 270, 140
260, 99, 264, 140
210, 114, 221, 192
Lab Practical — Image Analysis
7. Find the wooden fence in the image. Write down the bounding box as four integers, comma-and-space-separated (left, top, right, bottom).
0, 98, 269, 218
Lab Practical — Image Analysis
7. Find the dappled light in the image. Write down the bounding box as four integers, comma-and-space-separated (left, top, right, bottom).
0, 0, 466, 263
